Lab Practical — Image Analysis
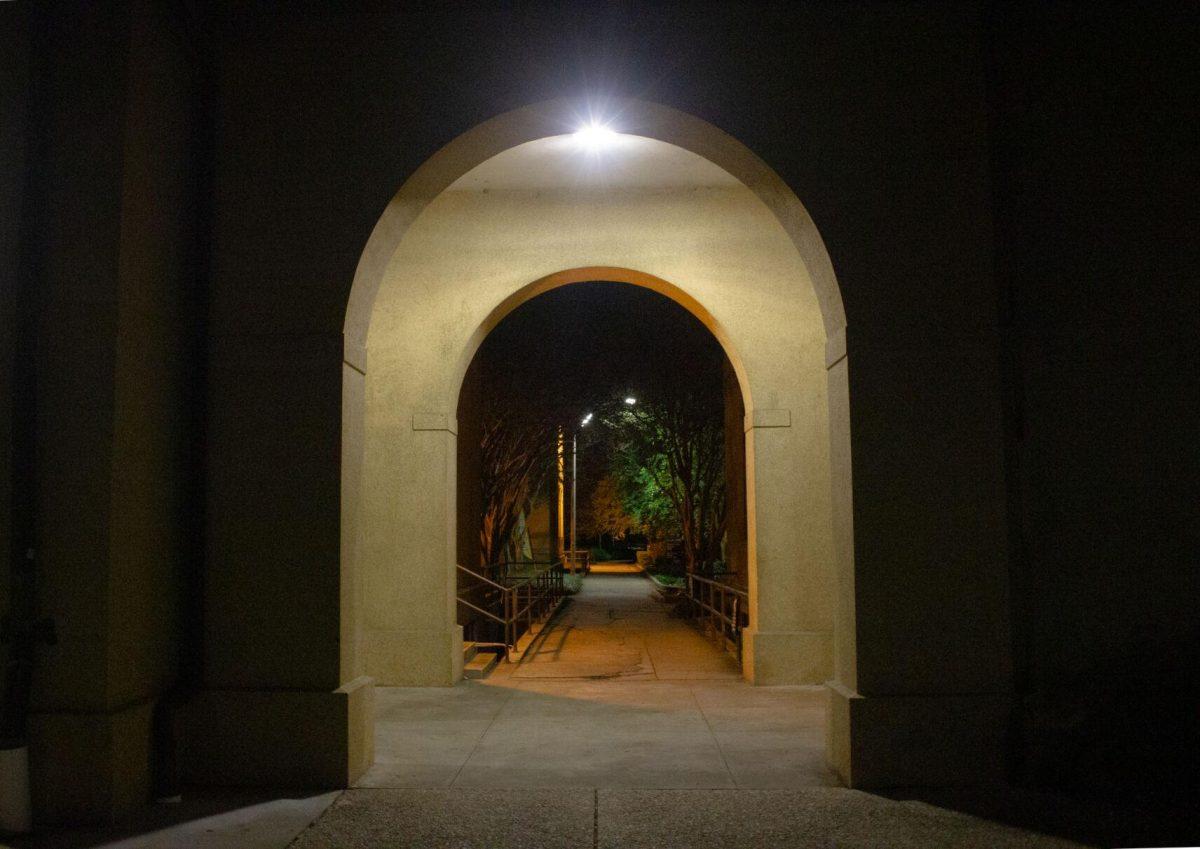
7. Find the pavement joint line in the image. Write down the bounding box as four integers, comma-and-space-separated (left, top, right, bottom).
283, 789, 344, 849
690, 682, 738, 788
446, 682, 517, 787
592, 787, 599, 849
642, 624, 662, 680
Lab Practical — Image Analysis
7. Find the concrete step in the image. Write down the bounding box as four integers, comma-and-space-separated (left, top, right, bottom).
464, 648, 501, 680
463, 642, 479, 665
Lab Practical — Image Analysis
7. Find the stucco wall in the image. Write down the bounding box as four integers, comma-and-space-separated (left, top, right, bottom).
352, 146, 836, 686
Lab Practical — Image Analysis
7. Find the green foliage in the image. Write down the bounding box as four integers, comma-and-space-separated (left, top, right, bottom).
589, 546, 614, 562
605, 396, 725, 572
610, 445, 680, 537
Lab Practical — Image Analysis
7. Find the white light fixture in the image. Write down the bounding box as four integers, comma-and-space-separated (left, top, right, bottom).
573, 123, 619, 150
581, 412, 594, 427
624, 397, 637, 405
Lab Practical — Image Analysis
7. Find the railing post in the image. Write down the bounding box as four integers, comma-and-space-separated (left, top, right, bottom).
505, 587, 513, 654
733, 596, 741, 660
700, 582, 710, 637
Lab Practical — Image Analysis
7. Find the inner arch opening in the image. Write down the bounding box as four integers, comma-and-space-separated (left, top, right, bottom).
455, 280, 749, 678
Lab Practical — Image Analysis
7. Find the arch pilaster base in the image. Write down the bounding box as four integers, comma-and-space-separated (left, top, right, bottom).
741, 628, 832, 685
362, 626, 464, 686
826, 681, 1011, 788
182, 677, 375, 788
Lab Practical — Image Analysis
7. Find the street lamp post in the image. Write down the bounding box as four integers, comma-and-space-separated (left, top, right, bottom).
570, 431, 577, 573
571, 412, 594, 573
566, 401, 633, 572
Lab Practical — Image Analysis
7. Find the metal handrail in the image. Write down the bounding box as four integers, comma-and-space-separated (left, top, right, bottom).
457, 563, 507, 591
456, 560, 567, 659
456, 596, 507, 625
686, 572, 749, 661
480, 560, 562, 587
688, 572, 749, 597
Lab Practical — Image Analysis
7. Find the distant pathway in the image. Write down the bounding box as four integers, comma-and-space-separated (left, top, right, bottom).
514, 570, 740, 680
357, 570, 832, 792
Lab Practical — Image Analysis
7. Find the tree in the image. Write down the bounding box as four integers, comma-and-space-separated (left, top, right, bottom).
586, 475, 634, 547
606, 383, 726, 575
466, 281, 731, 570
611, 447, 678, 538
478, 399, 558, 566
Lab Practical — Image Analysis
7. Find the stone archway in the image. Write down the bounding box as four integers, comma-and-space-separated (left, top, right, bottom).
342, 98, 856, 777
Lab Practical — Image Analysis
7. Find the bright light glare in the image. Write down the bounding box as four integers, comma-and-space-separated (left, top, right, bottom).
581, 412, 594, 426
624, 397, 637, 405
573, 123, 619, 149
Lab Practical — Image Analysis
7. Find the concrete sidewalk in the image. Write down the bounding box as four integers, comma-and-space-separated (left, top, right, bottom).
289, 787, 1092, 849
14, 574, 1146, 847
359, 572, 832, 791
14, 786, 1102, 849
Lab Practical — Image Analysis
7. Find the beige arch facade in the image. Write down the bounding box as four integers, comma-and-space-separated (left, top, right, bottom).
341, 99, 858, 773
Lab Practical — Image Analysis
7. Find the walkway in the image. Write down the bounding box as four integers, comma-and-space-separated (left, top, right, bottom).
18, 574, 1110, 847
358, 571, 831, 790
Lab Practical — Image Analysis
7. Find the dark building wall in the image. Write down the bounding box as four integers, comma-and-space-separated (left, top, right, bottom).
986, 6, 1200, 795
0, 2, 33, 737
8, 0, 1196, 826
11, 1, 208, 823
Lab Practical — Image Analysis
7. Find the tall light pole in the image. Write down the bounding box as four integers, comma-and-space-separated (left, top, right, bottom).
570, 431, 577, 573
556, 429, 565, 562
571, 412, 593, 572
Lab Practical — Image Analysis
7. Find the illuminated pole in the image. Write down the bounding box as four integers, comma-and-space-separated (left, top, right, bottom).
556, 429, 565, 562
570, 432, 578, 573
569, 412, 593, 573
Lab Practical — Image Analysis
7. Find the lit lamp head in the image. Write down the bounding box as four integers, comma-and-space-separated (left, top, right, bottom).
573, 123, 619, 151
580, 412, 594, 427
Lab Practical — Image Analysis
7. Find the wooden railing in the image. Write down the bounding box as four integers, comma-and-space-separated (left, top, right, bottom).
686, 572, 749, 660
456, 560, 566, 659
